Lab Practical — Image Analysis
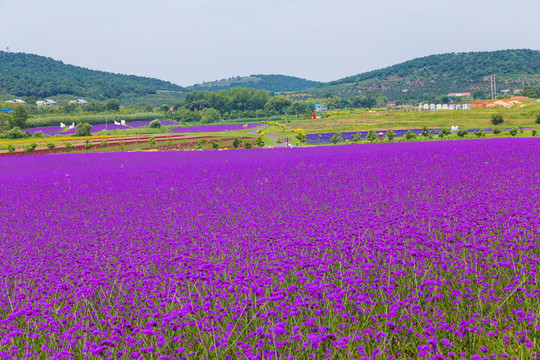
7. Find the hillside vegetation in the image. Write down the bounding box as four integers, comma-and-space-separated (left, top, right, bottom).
311, 49, 540, 99
0, 51, 184, 100
188, 74, 320, 93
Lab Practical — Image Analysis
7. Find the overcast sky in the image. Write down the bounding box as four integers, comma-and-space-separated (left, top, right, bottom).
1, 0, 539, 87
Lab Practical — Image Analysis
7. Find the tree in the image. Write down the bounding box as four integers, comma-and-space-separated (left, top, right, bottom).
387, 130, 396, 141
353, 132, 362, 142
10, 105, 29, 129
491, 113, 504, 125
149, 120, 161, 128
366, 130, 377, 142
456, 129, 468, 138
0, 113, 11, 132
75, 122, 92, 136
536, 114, 540, 124
264, 96, 292, 114
256, 136, 265, 147
105, 99, 120, 112
509, 127, 518, 137
294, 128, 306, 143
201, 108, 220, 124
330, 133, 342, 144
233, 138, 240, 148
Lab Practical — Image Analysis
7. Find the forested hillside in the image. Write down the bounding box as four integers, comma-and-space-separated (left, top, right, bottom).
0, 51, 184, 100
188, 75, 320, 93
310, 49, 540, 100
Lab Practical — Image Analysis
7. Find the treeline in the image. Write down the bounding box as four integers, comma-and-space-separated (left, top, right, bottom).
166, 88, 388, 123
0, 51, 184, 99
188, 75, 320, 93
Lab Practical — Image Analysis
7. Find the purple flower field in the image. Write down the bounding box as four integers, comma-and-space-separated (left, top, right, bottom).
1, 139, 540, 359
170, 124, 261, 133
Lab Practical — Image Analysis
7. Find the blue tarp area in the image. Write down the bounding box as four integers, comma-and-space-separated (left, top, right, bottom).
0, 109, 13, 113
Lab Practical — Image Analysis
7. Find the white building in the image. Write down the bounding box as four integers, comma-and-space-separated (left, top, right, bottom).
462, 103, 473, 110
423, 104, 429, 110
436, 104, 443, 110
429, 104, 436, 111
442, 104, 449, 110
37, 100, 57, 106
314, 104, 327, 112
6, 99, 26, 104
68, 99, 89, 105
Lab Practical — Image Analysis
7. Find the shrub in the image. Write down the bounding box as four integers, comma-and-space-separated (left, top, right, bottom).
2, 127, 25, 139
387, 130, 396, 141
421, 126, 430, 137
85, 139, 93, 150
25, 143, 38, 153
366, 130, 377, 142
519, 126, 524, 134
256, 136, 265, 147
146, 137, 156, 146
509, 127, 518, 137
353, 133, 362, 142
438, 128, 451, 138
33, 131, 44, 138
456, 129, 468, 138
493, 127, 502, 135
212, 141, 219, 150
294, 128, 306, 143
64, 142, 74, 152
276, 138, 283, 144
536, 114, 540, 124
7, 144, 15, 153
233, 138, 240, 148
491, 113, 504, 125
532, 129, 537, 136
404, 131, 416, 141
149, 120, 161, 129
197, 140, 203, 150
474, 130, 485, 138
46, 141, 56, 150
330, 133, 342, 145
101, 139, 108, 147
244, 141, 252, 149
75, 122, 92, 136
119, 141, 125, 151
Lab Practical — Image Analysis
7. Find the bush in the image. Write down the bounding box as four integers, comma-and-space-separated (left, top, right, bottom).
149, 120, 161, 129
85, 139, 93, 150
532, 129, 537, 136
46, 141, 56, 150
473, 130, 485, 138
146, 137, 156, 146
493, 127, 502, 135
75, 122, 92, 136
211, 141, 219, 150
64, 142, 75, 152
330, 133, 342, 145
519, 126, 524, 134
491, 113, 504, 125
2, 126, 26, 139
256, 136, 265, 148
7, 144, 15, 153
421, 126, 430, 137
276, 138, 283, 144
101, 139, 108, 147
387, 130, 396, 141
353, 133, 362, 142
33, 131, 44, 138
536, 114, 540, 124
294, 128, 306, 143
244, 141, 252, 149
25, 143, 37, 153
509, 127, 518, 137
404, 131, 416, 141
456, 129, 468, 138
233, 138, 240, 148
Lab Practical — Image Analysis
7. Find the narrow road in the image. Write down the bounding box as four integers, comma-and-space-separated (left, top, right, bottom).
250, 125, 288, 147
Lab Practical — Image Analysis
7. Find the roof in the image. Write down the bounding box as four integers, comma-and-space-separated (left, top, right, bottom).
314, 103, 326, 107
448, 92, 471, 97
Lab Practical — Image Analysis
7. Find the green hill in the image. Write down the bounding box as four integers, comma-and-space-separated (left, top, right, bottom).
0, 51, 184, 101
310, 49, 540, 100
187, 74, 320, 93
